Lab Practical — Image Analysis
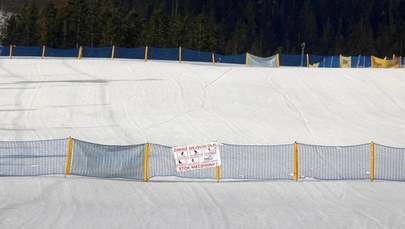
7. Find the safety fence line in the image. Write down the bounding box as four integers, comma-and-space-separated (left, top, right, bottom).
1, 137, 405, 181
2, 45, 403, 68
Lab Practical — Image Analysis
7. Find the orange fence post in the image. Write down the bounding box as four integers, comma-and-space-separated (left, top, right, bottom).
143, 143, 150, 182
179, 47, 182, 63
41, 46, 46, 59
370, 141, 375, 181
215, 166, 220, 182
306, 54, 309, 67
64, 137, 73, 177
277, 53, 280, 67
245, 52, 249, 66
111, 45, 115, 60
9, 45, 13, 59
78, 46, 83, 60
212, 52, 215, 65
144, 46, 148, 62
293, 141, 298, 181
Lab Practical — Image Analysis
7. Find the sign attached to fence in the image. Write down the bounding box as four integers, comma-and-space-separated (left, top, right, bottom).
172, 142, 221, 172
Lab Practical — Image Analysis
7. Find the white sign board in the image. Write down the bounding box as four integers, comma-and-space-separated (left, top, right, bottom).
172, 142, 221, 172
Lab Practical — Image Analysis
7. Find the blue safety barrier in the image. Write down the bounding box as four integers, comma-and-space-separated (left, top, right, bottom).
214, 53, 245, 64
0, 46, 10, 56
82, 46, 112, 58
114, 47, 145, 60
280, 54, 306, 67
182, 48, 212, 63
308, 55, 339, 68
11, 46, 42, 57
351, 56, 371, 68
45, 47, 79, 58
148, 47, 179, 61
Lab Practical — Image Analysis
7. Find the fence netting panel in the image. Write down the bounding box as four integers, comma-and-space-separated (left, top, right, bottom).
114, 47, 145, 59
220, 144, 293, 180
375, 144, 405, 181
12, 46, 42, 57
70, 139, 144, 179
45, 47, 78, 57
0, 139, 67, 176
247, 53, 278, 67
182, 48, 212, 62
148, 47, 179, 61
148, 144, 216, 179
298, 144, 369, 180
82, 47, 112, 58
280, 54, 306, 67
214, 53, 245, 64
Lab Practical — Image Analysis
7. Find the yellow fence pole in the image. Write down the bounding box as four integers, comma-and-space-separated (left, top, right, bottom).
370, 141, 375, 181
215, 166, 220, 182
293, 141, 298, 182
78, 46, 83, 60
144, 46, 148, 62
306, 54, 309, 67
277, 53, 280, 68
143, 143, 150, 182
212, 52, 215, 65
64, 137, 73, 177
111, 45, 115, 60
245, 52, 249, 66
41, 46, 46, 59
9, 45, 13, 59
179, 47, 182, 63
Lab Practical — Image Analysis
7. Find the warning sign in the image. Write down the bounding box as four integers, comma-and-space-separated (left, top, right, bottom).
172, 142, 221, 172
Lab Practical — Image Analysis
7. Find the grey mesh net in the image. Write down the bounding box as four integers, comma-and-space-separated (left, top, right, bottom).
298, 143, 369, 180
219, 144, 293, 180
0, 139, 67, 176
247, 53, 278, 67
375, 144, 405, 181
70, 139, 144, 179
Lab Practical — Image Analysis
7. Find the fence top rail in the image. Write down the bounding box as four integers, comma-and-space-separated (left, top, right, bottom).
221, 143, 294, 147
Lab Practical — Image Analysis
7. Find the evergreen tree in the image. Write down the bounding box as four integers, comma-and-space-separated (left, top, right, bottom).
19, 0, 39, 46
143, 3, 169, 47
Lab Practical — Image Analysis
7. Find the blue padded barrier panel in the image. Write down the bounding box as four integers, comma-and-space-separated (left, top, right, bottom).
148, 47, 179, 61
0, 139, 67, 176
279, 54, 306, 67
148, 143, 216, 179
0, 46, 10, 56
45, 47, 79, 58
298, 143, 370, 180
214, 53, 245, 64
82, 46, 112, 58
70, 139, 144, 179
114, 47, 145, 59
351, 56, 371, 68
12, 46, 42, 57
375, 144, 405, 181
309, 55, 339, 68
182, 48, 212, 63
219, 144, 293, 180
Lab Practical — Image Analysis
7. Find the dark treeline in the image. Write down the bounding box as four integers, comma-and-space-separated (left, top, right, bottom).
1, 0, 405, 56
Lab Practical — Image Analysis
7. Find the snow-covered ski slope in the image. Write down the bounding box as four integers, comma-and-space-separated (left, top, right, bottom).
0, 58, 405, 146
1, 58, 405, 229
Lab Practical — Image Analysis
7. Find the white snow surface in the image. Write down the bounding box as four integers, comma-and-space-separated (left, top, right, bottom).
1, 58, 405, 228
1, 58, 405, 146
